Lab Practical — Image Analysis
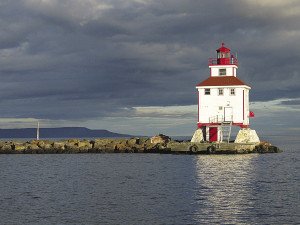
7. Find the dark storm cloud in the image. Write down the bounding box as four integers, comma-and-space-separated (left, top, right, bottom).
0, 0, 299, 120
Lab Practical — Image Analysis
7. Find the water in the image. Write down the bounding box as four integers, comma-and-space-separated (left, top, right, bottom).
0, 136, 298, 224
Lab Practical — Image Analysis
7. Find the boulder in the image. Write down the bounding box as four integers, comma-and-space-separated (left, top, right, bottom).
150, 134, 170, 144
255, 141, 281, 153
94, 139, 113, 149
65, 142, 79, 150
42, 143, 53, 151
115, 142, 130, 152
1, 144, 13, 153
94, 139, 118, 152
126, 138, 140, 146
14, 144, 27, 152
78, 141, 92, 152
27, 144, 40, 151
77, 140, 92, 149
52, 142, 65, 152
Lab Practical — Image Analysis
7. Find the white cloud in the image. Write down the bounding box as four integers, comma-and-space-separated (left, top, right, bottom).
250, 98, 300, 116
133, 105, 197, 118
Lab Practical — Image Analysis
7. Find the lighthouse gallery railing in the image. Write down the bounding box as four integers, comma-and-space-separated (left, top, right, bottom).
208, 57, 238, 66
209, 115, 233, 123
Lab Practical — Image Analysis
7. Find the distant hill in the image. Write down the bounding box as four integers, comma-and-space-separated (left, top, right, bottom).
0, 127, 132, 139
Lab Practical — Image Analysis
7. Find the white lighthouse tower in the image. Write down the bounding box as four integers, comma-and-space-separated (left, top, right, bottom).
193, 43, 257, 143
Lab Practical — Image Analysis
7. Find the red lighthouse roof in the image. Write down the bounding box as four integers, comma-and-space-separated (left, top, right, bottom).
217, 42, 230, 53
196, 76, 249, 87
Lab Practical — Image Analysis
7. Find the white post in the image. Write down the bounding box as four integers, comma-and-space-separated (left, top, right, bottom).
37, 121, 40, 140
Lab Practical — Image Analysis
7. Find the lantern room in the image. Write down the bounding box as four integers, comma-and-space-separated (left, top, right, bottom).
208, 43, 238, 66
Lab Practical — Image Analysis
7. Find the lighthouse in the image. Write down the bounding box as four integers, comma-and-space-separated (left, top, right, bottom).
192, 43, 257, 143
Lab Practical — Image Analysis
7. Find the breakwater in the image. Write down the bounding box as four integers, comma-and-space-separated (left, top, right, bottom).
0, 137, 281, 154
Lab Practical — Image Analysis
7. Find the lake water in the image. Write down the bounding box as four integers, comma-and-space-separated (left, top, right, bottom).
0, 136, 299, 224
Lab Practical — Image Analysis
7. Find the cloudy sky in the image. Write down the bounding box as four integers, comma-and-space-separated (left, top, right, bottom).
0, 0, 299, 136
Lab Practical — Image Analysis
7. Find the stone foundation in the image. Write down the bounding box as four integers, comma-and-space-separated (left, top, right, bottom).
191, 129, 204, 143
235, 128, 260, 144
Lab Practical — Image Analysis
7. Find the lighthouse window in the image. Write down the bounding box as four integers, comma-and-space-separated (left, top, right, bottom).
218, 88, 224, 95
219, 69, 226, 76
204, 89, 210, 95
230, 88, 235, 95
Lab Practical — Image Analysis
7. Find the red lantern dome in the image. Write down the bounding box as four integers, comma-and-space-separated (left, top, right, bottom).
209, 43, 238, 66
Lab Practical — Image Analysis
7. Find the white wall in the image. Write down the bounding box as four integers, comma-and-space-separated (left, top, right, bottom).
210, 65, 238, 77
198, 86, 250, 125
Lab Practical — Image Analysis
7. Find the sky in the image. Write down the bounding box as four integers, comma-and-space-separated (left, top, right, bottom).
0, 0, 299, 136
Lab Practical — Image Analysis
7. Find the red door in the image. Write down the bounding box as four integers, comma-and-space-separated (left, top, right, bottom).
209, 127, 218, 142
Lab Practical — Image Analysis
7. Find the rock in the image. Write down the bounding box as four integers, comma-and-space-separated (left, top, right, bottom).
254, 141, 281, 153
27, 144, 40, 151
42, 143, 53, 151
36, 140, 52, 149
127, 138, 140, 146
77, 141, 92, 149
65, 142, 79, 150
93, 139, 113, 149
29, 140, 40, 145
115, 141, 130, 152
14, 145, 27, 152
1, 144, 13, 153
235, 128, 260, 144
24, 144, 43, 153
93, 139, 117, 152
52, 142, 65, 152
77, 141, 92, 153
260, 141, 272, 147
0, 142, 6, 149
191, 129, 204, 143
67, 139, 80, 144
150, 134, 170, 144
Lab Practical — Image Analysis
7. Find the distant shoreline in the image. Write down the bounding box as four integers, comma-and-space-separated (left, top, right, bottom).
0, 127, 132, 139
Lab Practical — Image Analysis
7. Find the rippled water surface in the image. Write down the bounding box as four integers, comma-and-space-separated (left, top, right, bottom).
0, 137, 299, 224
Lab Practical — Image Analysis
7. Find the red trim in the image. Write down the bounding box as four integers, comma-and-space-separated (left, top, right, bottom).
198, 122, 248, 129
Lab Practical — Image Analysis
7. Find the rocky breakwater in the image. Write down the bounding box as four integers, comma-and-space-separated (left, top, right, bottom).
0, 137, 169, 154
0, 135, 281, 154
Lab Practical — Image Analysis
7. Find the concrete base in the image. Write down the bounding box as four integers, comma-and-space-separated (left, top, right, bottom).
235, 128, 260, 144
191, 129, 204, 143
